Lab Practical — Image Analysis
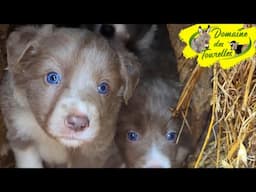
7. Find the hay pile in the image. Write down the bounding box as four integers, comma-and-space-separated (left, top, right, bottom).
194, 59, 256, 168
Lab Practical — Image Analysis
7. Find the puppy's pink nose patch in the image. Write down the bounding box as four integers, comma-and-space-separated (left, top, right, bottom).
65, 115, 90, 132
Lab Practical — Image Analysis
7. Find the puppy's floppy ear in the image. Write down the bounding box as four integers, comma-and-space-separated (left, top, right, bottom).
114, 44, 141, 105
6, 24, 54, 73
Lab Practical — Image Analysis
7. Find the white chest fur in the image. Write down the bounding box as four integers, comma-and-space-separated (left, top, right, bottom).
12, 108, 68, 167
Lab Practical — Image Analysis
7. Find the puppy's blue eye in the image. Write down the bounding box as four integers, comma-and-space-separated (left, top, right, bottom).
46, 72, 61, 85
127, 131, 139, 142
166, 131, 177, 142
97, 82, 110, 95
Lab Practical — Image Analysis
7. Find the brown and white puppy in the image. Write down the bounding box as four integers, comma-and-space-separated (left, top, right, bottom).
0, 24, 140, 168
116, 77, 192, 168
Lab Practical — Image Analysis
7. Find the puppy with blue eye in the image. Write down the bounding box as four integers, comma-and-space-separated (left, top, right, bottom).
0, 24, 140, 168
116, 77, 192, 168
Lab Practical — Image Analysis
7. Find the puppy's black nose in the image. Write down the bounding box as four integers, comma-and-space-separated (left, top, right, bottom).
100, 24, 115, 38
65, 115, 90, 132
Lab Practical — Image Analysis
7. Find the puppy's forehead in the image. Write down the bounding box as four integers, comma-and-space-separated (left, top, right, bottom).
37, 29, 119, 75
41, 30, 110, 58
121, 79, 180, 132
78, 35, 117, 67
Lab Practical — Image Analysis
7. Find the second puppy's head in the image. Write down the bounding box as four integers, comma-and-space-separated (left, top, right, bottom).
7, 24, 141, 148
116, 78, 192, 168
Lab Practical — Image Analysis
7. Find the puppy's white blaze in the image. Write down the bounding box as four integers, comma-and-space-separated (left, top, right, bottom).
143, 144, 171, 168
13, 146, 43, 168
72, 45, 110, 91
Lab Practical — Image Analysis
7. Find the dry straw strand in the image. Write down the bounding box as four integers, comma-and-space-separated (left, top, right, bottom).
242, 59, 255, 111
173, 64, 204, 116
194, 64, 218, 168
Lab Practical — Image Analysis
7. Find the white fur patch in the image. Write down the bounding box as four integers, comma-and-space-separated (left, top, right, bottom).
58, 138, 84, 148
112, 24, 130, 41
11, 88, 68, 166
113, 24, 127, 36
12, 110, 68, 166
142, 144, 171, 168
13, 146, 43, 168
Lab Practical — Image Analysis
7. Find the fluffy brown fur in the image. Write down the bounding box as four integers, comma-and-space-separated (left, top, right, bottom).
0, 24, 140, 168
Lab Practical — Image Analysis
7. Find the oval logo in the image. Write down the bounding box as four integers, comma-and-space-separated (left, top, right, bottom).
179, 24, 256, 69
